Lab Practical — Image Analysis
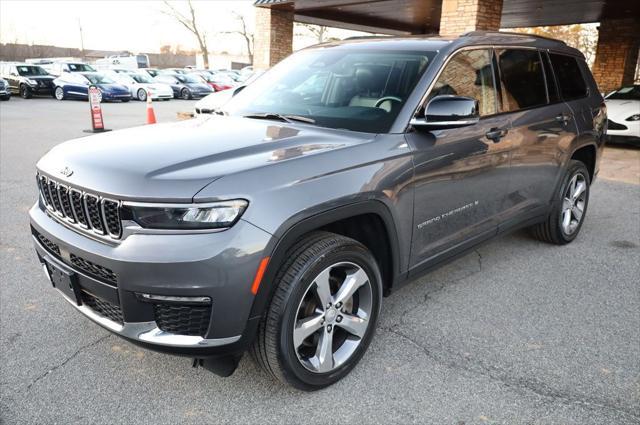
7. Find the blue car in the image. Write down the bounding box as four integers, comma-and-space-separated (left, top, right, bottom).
53, 72, 132, 102
154, 73, 213, 99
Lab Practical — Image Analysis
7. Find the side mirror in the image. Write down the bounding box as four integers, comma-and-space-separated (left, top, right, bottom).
232, 85, 246, 97
411, 95, 480, 129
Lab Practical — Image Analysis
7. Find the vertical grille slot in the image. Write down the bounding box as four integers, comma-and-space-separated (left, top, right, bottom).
48, 180, 63, 214
58, 185, 75, 222
39, 175, 54, 208
70, 189, 89, 228
84, 194, 105, 234
102, 199, 122, 238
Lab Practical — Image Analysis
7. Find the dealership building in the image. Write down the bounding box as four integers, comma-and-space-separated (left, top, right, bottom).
252, 0, 640, 93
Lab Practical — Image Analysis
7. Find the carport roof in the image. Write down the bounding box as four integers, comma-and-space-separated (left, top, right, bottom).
254, 0, 640, 34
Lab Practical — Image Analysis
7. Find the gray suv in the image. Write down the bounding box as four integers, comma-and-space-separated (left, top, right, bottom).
30, 32, 606, 390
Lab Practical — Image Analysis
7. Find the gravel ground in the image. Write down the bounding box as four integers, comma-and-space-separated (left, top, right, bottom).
1, 97, 639, 425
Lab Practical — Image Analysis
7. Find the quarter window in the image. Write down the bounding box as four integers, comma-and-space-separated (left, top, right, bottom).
428, 49, 497, 116
549, 53, 588, 100
496, 49, 547, 112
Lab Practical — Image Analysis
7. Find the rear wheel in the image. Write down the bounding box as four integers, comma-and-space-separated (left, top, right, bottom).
251, 232, 382, 390
54, 87, 65, 101
137, 88, 147, 101
20, 84, 32, 99
530, 160, 590, 244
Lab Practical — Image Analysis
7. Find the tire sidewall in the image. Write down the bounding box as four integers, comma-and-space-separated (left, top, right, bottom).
181, 88, 191, 100
137, 88, 147, 101
276, 242, 382, 389
555, 161, 590, 242
20, 84, 31, 99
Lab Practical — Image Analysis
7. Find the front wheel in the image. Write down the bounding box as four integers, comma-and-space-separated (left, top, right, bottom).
20, 84, 32, 99
137, 88, 147, 101
530, 160, 590, 244
251, 232, 382, 390
54, 87, 65, 101
180, 88, 192, 100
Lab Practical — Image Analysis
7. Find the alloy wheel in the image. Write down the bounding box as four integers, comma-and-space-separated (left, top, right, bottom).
55, 87, 64, 100
561, 172, 587, 235
293, 261, 373, 373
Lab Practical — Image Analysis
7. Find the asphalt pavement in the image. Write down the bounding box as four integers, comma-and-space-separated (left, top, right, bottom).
1, 97, 639, 424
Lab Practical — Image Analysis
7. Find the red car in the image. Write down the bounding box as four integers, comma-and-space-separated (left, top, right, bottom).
190, 71, 236, 92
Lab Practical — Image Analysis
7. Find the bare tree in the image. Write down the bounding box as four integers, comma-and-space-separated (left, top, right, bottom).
295, 23, 340, 44
162, 0, 210, 68
223, 12, 254, 64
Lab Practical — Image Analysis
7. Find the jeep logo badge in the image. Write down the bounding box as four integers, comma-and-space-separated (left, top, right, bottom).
60, 166, 73, 177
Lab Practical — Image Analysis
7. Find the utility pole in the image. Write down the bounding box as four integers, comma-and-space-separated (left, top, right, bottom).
78, 18, 85, 57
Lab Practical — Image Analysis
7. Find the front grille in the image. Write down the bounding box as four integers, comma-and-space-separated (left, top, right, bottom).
607, 119, 628, 131
37, 173, 122, 240
81, 291, 123, 324
70, 253, 117, 286
153, 303, 212, 337
33, 229, 61, 257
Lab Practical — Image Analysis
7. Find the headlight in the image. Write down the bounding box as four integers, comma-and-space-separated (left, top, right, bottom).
27, 79, 38, 85
626, 114, 640, 121
125, 200, 248, 230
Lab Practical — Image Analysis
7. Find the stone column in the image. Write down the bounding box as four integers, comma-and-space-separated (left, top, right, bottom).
253, 7, 294, 69
439, 0, 504, 37
592, 18, 640, 94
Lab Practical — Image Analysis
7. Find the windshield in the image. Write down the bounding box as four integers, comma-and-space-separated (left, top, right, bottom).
176, 74, 202, 84
132, 73, 153, 84
67, 63, 95, 72
223, 48, 435, 133
607, 85, 640, 100
82, 73, 116, 84
17, 65, 48, 76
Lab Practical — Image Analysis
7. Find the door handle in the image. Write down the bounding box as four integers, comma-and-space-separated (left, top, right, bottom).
485, 127, 508, 143
555, 113, 571, 125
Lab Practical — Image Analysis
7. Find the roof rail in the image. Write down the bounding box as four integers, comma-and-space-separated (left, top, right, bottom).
461, 30, 566, 45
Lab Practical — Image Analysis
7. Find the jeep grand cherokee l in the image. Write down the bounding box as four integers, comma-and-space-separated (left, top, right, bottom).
30, 32, 606, 390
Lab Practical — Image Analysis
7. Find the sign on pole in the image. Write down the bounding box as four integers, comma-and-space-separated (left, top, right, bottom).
84, 85, 111, 133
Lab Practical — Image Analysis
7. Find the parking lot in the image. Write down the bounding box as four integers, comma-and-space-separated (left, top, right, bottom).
1, 97, 639, 424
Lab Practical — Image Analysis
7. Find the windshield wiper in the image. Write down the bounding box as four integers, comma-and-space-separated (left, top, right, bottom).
243, 112, 316, 125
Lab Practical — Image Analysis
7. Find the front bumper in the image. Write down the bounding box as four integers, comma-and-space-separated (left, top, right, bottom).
103, 93, 132, 101
30, 203, 273, 356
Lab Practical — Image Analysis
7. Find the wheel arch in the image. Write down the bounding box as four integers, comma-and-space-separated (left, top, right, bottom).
570, 143, 597, 183
248, 200, 402, 322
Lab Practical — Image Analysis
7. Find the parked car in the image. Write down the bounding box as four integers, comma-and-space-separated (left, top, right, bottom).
137, 68, 161, 78
52, 72, 132, 102
106, 71, 173, 101
159, 68, 188, 75
30, 32, 605, 390
604, 85, 640, 146
154, 73, 213, 99
1, 63, 55, 98
44, 61, 96, 76
190, 71, 236, 91
0, 78, 10, 100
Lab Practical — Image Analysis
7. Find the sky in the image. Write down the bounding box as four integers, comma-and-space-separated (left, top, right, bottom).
0, 0, 367, 55
1, 1, 257, 55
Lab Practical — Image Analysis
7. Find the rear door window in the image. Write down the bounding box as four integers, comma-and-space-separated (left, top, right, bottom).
496, 49, 547, 112
549, 53, 588, 100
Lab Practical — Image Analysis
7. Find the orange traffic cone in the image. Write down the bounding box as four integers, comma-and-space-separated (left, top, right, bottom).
146, 90, 157, 124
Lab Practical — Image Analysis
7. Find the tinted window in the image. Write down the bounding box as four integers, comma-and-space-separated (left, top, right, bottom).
497, 49, 547, 111
549, 53, 588, 100
428, 49, 497, 116
17, 65, 48, 76
223, 49, 436, 133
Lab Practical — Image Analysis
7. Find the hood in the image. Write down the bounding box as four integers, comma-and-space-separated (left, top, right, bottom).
36, 116, 373, 202
605, 99, 640, 121
99, 83, 129, 93
186, 83, 212, 91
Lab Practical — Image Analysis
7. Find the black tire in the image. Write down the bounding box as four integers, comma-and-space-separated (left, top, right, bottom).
121, 99, 130, 103
20, 84, 32, 99
251, 231, 382, 391
0, 95, 9, 101
530, 160, 591, 244
181, 88, 192, 100
137, 88, 147, 101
